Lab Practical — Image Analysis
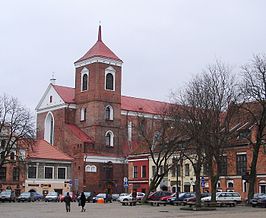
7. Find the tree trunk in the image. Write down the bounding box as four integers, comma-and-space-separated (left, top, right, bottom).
248, 141, 260, 202
195, 169, 201, 207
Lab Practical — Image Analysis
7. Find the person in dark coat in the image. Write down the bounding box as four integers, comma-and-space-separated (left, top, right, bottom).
80, 192, 86, 212
64, 192, 71, 212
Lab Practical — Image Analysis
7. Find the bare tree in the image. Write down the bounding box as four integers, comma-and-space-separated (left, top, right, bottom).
0, 95, 35, 168
134, 108, 185, 202
240, 54, 266, 202
174, 61, 238, 207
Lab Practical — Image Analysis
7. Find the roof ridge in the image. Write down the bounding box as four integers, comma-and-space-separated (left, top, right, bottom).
122, 95, 169, 104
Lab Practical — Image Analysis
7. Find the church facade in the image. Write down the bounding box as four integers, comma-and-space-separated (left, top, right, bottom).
35, 25, 167, 194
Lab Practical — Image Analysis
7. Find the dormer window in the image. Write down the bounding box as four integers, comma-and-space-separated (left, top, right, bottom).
81, 67, 89, 91
105, 130, 114, 147
105, 66, 115, 91
105, 105, 114, 120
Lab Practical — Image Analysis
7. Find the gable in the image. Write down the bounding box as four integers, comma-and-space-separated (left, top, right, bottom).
36, 84, 66, 112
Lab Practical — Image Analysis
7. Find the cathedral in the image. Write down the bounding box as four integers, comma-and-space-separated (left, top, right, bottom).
35, 25, 166, 194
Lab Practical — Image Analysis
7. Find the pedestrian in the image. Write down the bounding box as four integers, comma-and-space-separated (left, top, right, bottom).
80, 192, 86, 212
132, 190, 137, 201
64, 192, 71, 212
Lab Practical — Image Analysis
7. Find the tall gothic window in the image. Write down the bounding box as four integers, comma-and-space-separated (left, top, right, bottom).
105, 105, 113, 120
105, 131, 114, 147
80, 108, 87, 121
44, 112, 54, 145
81, 68, 89, 91
105, 73, 114, 90
105, 66, 115, 91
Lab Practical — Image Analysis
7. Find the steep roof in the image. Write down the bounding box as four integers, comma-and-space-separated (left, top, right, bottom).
28, 140, 73, 161
75, 25, 122, 63
52, 84, 170, 115
66, 124, 94, 143
52, 84, 75, 104
121, 96, 170, 114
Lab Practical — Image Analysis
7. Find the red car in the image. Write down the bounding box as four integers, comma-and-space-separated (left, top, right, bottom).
59, 192, 77, 202
148, 191, 172, 201
160, 193, 176, 202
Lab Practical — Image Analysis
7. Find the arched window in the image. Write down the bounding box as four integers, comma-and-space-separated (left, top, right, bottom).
85, 165, 97, 173
105, 131, 114, 147
106, 73, 113, 90
105, 66, 115, 91
81, 68, 89, 91
44, 112, 55, 145
80, 108, 87, 121
105, 105, 113, 120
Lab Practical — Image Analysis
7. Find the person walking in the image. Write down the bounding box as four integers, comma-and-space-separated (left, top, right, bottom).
80, 192, 86, 212
64, 192, 71, 212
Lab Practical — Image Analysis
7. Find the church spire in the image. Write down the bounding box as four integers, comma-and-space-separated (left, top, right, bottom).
98, 25, 102, 42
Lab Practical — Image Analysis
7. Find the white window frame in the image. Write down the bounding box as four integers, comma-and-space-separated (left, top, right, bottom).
141, 165, 146, 178
80, 107, 86, 121
128, 121, 132, 142
44, 166, 54, 179
104, 66, 115, 91
57, 167, 67, 180
85, 165, 97, 173
105, 105, 114, 120
105, 130, 114, 147
133, 166, 138, 178
81, 67, 89, 92
44, 112, 55, 145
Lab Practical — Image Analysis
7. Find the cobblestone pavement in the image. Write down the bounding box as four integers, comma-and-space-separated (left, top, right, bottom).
0, 202, 265, 218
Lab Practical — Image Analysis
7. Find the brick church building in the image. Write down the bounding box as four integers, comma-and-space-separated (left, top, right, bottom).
35, 25, 167, 194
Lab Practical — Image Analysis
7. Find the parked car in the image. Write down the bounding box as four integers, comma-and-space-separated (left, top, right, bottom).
92, 193, 111, 203
32, 192, 43, 201
44, 192, 59, 202
117, 193, 129, 202
77, 192, 92, 202
147, 191, 172, 201
201, 192, 241, 203
0, 190, 16, 202
256, 195, 266, 207
168, 192, 195, 205
17, 192, 35, 202
250, 193, 266, 207
183, 193, 210, 205
118, 192, 145, 202
59, 192, 76, 202
160, 193, 176, 202
111, 194, 120, 201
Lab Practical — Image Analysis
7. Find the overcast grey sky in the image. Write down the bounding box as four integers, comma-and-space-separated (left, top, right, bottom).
0, 0, 266, 112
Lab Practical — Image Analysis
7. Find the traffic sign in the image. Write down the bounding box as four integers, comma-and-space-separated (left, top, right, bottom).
201, 177, 205, 187
123, 177, 128, 187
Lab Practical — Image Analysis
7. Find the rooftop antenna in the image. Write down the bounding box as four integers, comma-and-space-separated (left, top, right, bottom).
50, 72, 56, 85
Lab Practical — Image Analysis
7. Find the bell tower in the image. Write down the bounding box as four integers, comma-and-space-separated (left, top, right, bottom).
74, 25, 123, 155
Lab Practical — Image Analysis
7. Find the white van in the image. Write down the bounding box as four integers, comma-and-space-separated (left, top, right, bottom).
201, 192, 241, 203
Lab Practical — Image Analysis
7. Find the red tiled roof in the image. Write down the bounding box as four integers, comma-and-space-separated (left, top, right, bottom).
121, 96, 169, 114
53, 85, 169, 115
75, 25, 122, 63
66, 124, 94, 143
53, 85, 75, 104
28, 140, 73, 161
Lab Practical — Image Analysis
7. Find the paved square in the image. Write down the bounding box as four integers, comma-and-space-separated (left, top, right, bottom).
0, 202, 265, 218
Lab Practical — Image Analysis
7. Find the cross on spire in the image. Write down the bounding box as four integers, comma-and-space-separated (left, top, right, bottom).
98, 24, 102, 42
